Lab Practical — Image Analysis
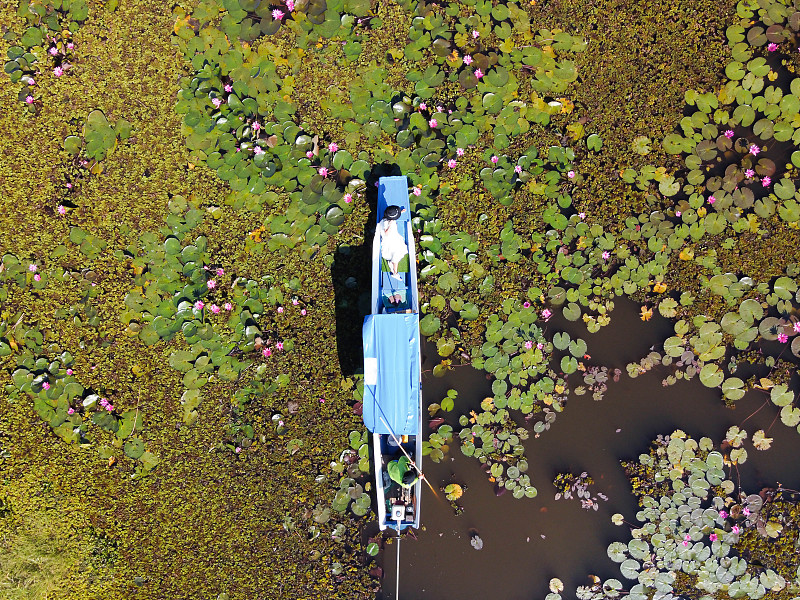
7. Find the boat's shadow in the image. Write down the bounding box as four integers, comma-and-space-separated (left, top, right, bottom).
331, 162, 403, 376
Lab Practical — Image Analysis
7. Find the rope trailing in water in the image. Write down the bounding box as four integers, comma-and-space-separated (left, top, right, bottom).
395, 524, 401, 600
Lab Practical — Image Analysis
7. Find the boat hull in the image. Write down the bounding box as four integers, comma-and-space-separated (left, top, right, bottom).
364, 175, 423, 531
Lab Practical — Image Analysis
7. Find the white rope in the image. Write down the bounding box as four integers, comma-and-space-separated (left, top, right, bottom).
395, 528, 401, 600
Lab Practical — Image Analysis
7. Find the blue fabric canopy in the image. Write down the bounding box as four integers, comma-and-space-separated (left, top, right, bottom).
362, 313, 420, 436
377, 176, 411, 224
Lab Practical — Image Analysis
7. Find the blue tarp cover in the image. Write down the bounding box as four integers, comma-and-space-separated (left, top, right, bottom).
362, 313, 420, 435
377, 176, 411, 224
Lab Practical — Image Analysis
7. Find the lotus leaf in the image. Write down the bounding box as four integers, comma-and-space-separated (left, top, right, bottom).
607, 541, 628, 563
620, 558, 641, 580
419, 314, 441, 336
738, 298, 763, 323
699, 363, 724, 388
560, 356, 577, 374
721, 377, 745, 401
124, 437, 146, 460
780, 405, 800, 427
770, 384, 793, 407
628, 539, 649, 561
568, 338, 587, 358
773, 276, 797, 300
553, 332, 570, 350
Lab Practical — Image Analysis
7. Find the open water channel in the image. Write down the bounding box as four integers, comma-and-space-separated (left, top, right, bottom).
375, 300, 800, 600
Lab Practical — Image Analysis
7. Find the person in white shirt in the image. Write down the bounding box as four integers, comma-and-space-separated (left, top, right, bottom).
378, 205, 408, 280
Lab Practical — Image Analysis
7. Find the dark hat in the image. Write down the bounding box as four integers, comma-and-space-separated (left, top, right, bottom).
384, 205, 402, 220
402, 470, 416, 485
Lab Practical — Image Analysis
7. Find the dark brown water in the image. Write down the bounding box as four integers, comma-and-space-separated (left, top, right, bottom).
378, 301, 800, 600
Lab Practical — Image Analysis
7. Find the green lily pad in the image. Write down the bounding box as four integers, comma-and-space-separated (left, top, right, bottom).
699, 363, 724, 388
124, 437, 146, 460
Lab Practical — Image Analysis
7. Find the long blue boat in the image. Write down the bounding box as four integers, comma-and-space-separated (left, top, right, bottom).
362, 176, 422, 531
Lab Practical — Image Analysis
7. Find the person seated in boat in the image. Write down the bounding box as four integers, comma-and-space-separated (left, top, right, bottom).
378, 205, 408, 280
387, 455, 419, 488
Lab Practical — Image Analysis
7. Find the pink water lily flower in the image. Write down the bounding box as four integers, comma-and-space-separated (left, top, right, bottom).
318, 167, 328, 177
567, 170, 576, 179
53, 66, 64, 76
212, 98, 222, 107
292, 299, 299, 305
66, 369, 73, 376
457, 147, 464, 156
216, 268, 224, 276
602, 251, 610, 260
514, 165, 522, 173
708, 195, 716, 204
25, 95, 34, 104
412, 187, 422, 196
253, 146, 264, 155
58, 205, 66, 215
749, 144, 760, 156
794, 322, 800, 333
767, 42, 778, 51
195, 301, 205, 310
448, 159, 457, 168
263, 348, 272, 357
34, 274, 41, 281
272, 9, 284, 20
66, 42, 74, 50
429, 118, 438, 128
491, 155, 499, 164
709, 533, 717, 541
778, 333, 788, 343
224, 83, 232, 92
286, 0, 295, 9
525, 341, 533, 350
474, 68, 484, 79
719, 511, 728, 519
210, 304, 220, 314
277, 306, 284, 313
29, 264, 37, 272
472, 30, 479, 38
732, 525, 740, 534
463, 55, 473, 65
419, 102, 427, 111
523, 301, 531, 308
328, 142, 338, 153
762, 176, 771, 187
42, 382, 50, 390
49, 47, 58, 56
207, 280, 216, 289
224, 302, 233, 311
301, 309, 307, 316
276, 342, 284, 350
344, 193, 352, 203
541, 309, 552, 321
68, 408, 75, 415
724, 130, 734, 138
